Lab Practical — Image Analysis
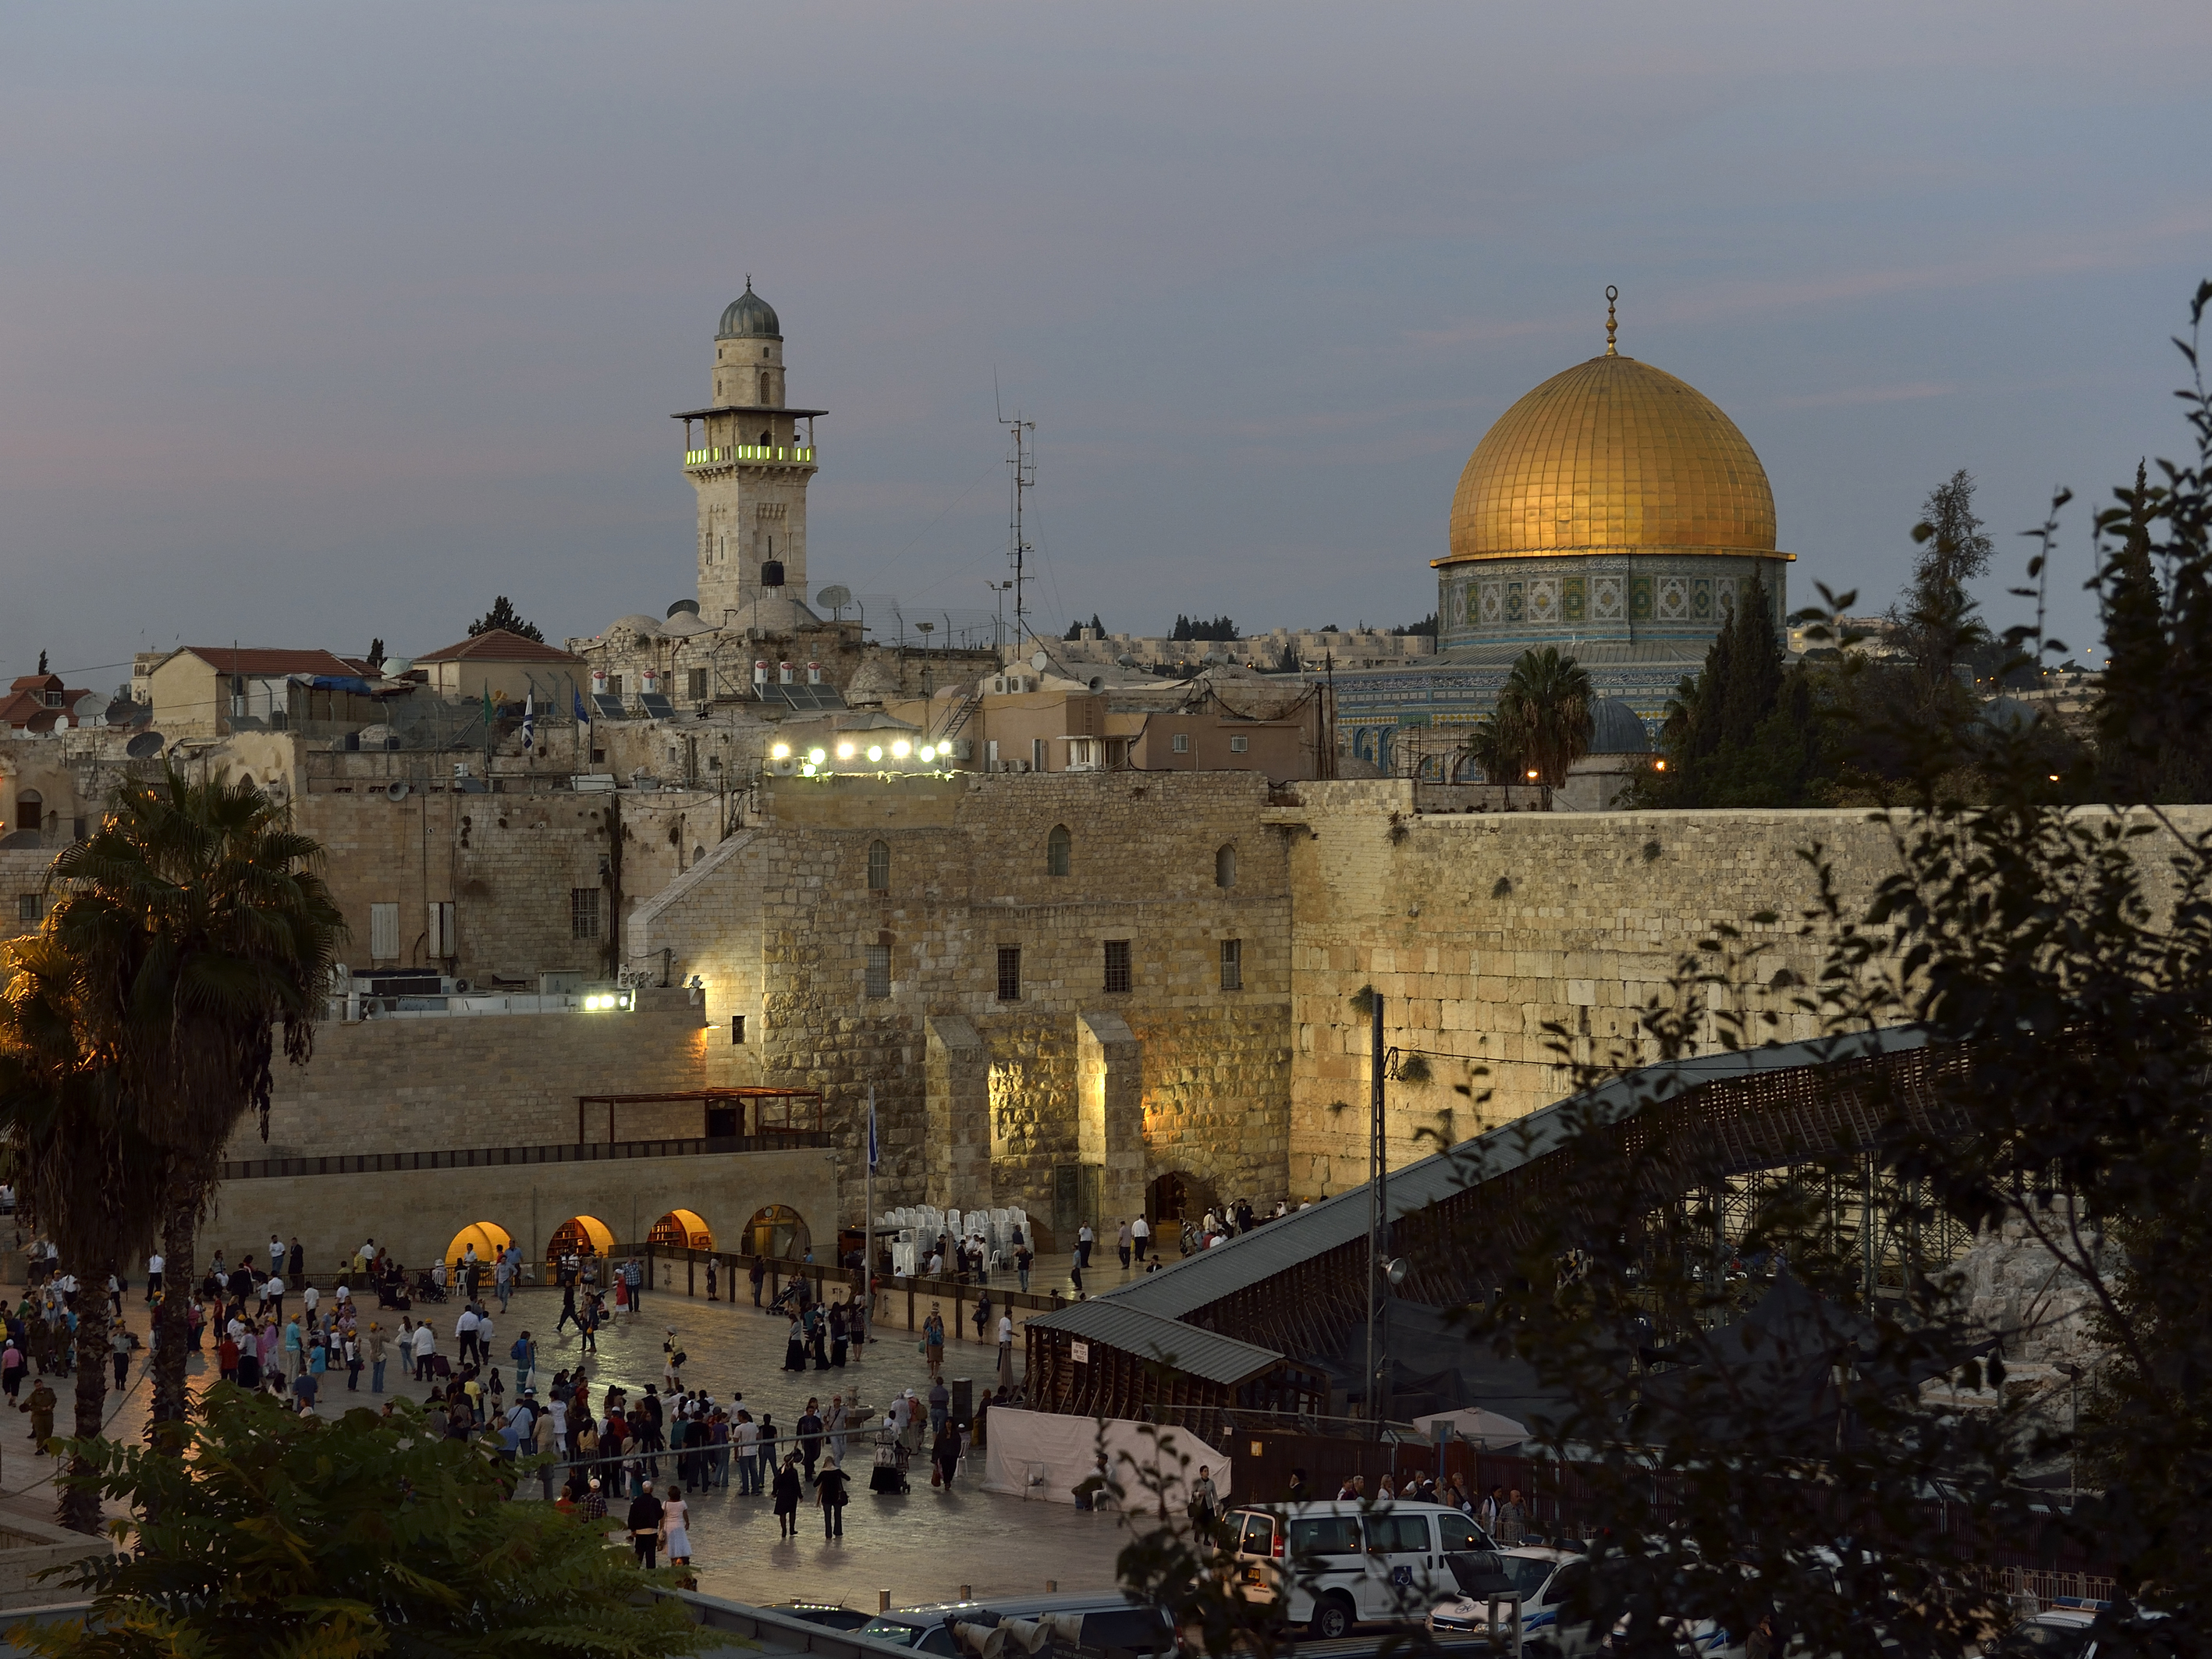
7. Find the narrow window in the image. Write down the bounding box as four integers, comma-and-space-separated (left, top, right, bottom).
732, 1014, 747, 1045
867, 839, 890, 893
865, 943, 891, 999
1220, 938, 1243, 992
1046, 823, 1071, 877
15, 893, 37, 923
1103, 939, 1131, 994
1171, 733, 1190, 755
1031, 737, 1046, 771
370, 901, 400, 958
568, 889, 600, 943
1216, 844, 1237, 888
607, 673, 623, 698
687, 666, 708, 701
996, 946, 1022, 1002
1229, 734, 1249, 754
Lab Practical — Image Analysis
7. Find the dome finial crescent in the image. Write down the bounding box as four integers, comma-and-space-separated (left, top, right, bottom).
1605, 285, 1619, 357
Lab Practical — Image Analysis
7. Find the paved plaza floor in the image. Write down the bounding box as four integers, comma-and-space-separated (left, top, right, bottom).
5, 1274, 1177, 1610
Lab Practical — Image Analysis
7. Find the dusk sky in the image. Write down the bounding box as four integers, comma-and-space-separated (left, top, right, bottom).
5, 3, 2209, 687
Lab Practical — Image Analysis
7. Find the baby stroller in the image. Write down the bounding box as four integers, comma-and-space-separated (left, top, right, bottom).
868, 1428, 909, 1494
767, 1281, 807, 1318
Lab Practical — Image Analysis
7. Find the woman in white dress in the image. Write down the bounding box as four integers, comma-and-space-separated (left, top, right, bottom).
660, 1483, 691, 1568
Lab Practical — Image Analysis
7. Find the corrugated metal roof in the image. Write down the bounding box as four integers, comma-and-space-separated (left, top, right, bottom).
1025, 1300, 1285, 1387
1094, 1027, 1933, 1327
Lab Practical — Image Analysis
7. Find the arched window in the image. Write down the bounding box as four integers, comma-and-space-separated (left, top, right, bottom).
867, 840, 889, 892
1215, 844, 1237, 888
1046, 823, 1071, 877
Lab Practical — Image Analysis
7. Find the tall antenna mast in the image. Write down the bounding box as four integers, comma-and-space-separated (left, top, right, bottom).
999, 394, 1035, 654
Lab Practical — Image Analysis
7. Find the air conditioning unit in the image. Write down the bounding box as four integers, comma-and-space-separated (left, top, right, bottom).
948, 739, 973, 762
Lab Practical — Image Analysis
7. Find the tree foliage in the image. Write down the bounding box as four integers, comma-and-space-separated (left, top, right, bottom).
467, 596, 544, 643
10, 1388, 705, 1658
1170, 614, 1239, 641
1642, 571, 1828, 807
1468, 646, 1593, 787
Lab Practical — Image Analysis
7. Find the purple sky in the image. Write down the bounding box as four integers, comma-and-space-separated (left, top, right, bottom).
4, 2, 2209, 688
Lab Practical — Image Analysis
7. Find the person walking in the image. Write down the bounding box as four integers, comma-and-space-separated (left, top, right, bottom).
1014, 1241, 1032, 1292
455, 1303, 480, 1368
771, 1455, 803, 1540
556, 1277, 581, 1337
996, 1312, 1014, 1393
493, 1255, 513, 1313
972, 1289, 992, 1350
815, 1457, 849, 1540
511, 1330, 537, 1393
797, 1398, 825, 1480
782, 1315, 807, 1373
660, 1484, 691, 1571
734, 1411, 762, 1494
1190, 1465, 1219, 1532
1076, 1222, 1094, 1270
927, 1377, 950, 1435
922, 1307, 945, 1382
19, 1377, 55, 1449
1497, 1488, 1527, 1546
931, 1418, 963, 1489
623, 1257, 644, 1316
1131, 1213, 1150, 1262
749, 1257, 766, 1308
411, 1318, 436, 1382
825, 1394, 849, 1465
533, 1394, 560, 1499
343, 1330, 363, 1391
367, 1323, 388, 1394
828, 1301, 849, 1367
1117, 1220, 1132, 1271
627, 1480, 664, 1568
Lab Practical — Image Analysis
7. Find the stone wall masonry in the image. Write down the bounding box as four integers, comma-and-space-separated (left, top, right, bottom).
249, 995, 712, 1160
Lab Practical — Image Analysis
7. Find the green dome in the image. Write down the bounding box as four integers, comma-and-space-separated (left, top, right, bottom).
717, 280, 782, 341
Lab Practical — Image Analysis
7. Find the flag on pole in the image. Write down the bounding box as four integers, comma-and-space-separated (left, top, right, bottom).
519, 691, 536, 748
573, 688, 591, 730
868, 1085, 879, 1172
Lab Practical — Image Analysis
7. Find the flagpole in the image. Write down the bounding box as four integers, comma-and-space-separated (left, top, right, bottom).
864, 1085, 876, 1360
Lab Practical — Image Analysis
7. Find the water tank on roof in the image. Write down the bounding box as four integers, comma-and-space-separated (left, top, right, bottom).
761, 560, 786, 589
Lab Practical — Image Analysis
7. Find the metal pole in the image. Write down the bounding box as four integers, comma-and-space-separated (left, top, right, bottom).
865, 1085, 876, 1345
1369, 989, 1387, 1434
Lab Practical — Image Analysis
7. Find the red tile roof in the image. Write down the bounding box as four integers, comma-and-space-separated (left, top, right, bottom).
413, 629, 584, 665
180, 648, 360, 677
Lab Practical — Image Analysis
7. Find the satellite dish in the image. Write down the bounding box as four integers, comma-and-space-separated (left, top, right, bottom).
126, 731, 164, 759
666, 599, 701, 619
815, 584, 853, 613
1030, 649, 1050, 672
381, 656, 413, 677
386, 781, 410, 802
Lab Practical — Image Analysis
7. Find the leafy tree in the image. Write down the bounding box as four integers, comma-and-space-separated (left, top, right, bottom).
0, 934, 166, 1533
12, 1388, 705, 1657
1891, 468, 1996, 705
1170, 614, 1239, 641
468, 596, 544, 643
1391, 613, 1439, 638
44, 766, 343, 1440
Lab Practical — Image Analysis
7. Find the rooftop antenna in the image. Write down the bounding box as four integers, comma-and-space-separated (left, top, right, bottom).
995, 369, 1035, 657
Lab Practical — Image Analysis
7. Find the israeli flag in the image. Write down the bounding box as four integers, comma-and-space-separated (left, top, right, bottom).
518, 691, 535, 748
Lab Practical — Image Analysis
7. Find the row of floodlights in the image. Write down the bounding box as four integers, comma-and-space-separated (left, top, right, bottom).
581, 989, 634, 1012
768, 739, 946, 776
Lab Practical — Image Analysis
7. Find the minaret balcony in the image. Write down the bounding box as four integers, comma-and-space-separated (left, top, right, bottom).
685, 444, 817, 469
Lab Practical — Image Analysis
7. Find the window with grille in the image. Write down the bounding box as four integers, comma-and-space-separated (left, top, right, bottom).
996, 945, 1021, 1002
1046, 823, 1071, 877
570, 888, 601, 942
369, 901, 400, 959
1216, 844, 1237, 888
1220, 937, 1243, 991
1103, 939, 1131, 994
867, 840, 890, 892
865, 943, 891, 999
1229, 734, 1249, 754
688, 667, 708, 700
1171, 733, 1190, 755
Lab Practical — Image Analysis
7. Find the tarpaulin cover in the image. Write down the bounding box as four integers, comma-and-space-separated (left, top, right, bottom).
982, 1407, 1233, 1509
299, 675, 375, 695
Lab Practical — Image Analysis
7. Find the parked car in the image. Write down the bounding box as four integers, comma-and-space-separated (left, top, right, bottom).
854, 1592, 1177, 1659
763, 1600, 875, 1632
1224, 1501, 1498, 1639
1428, 1547, 1593, 1656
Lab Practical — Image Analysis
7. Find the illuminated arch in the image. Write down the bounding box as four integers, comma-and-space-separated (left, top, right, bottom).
444, 1221, 513, 1267
545, 1215, 614, 1263
742, 1204, 809, 1260
648, 1208, 714, 1251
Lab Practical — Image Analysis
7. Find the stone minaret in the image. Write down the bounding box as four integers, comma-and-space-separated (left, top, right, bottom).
678, 279, 825, 624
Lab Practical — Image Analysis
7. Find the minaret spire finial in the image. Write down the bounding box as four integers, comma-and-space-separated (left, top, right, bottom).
745, 272, 753, 291
1605, 285, 1619, 357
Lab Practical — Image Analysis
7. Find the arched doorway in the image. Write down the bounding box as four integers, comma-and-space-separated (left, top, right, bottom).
741, 1204, 808, 1260
444, 1221, 512, 1269
10, 790, 41, 845
545, 1214, 613, 1264
648, 1209, 714, 1251
1146, 1171, 1215, 1233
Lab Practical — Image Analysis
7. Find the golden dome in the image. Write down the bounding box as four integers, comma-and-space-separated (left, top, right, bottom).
1440, 353, 1777, 568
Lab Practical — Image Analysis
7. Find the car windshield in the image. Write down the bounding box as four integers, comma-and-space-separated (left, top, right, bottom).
857, 1620, 927, 1648
1505, 1556, 1557, 1598
2000, 1624, 2093, 1659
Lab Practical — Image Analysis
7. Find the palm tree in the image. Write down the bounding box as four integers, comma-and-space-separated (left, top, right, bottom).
44, 765, 343, 1438
0, 935, 167, 1531
1487, 647, 1595, 787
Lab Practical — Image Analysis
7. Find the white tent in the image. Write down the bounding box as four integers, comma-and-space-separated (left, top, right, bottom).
1411, 1406, 1529, 1448
982, 1407, 1232, 1508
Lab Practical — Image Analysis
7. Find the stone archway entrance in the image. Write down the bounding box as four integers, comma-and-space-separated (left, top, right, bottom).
1145, 1171, 1214, 1240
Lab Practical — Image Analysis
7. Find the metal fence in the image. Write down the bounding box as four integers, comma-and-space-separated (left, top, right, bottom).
220, 1131, 830, 1182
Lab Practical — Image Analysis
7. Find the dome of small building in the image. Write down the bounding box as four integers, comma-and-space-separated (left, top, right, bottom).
717, 280, 782, 341
843, 659, 901, 706
1443, 352, 1777, 570
659, 610, 714, 638
612, 613, 665, 638
1587, 696, 1652, 753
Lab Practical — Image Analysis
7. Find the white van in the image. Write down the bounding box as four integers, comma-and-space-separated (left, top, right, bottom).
1223, 1501, 1496, 1639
